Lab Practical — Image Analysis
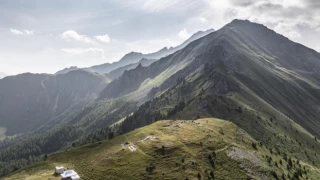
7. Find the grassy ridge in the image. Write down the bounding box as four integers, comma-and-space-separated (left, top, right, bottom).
4, 118, 276, 180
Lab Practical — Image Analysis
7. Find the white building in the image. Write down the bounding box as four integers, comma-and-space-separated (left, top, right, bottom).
70, 174, 80, 180
55, 166, 64, 174
61, 170, 80, 180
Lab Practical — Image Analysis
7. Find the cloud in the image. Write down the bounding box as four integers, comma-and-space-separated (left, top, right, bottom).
316, 27, 320, 32
62, 48, 105, 58
61, 30, 92, 43
228, 0, 257, 7
24, 30, 35, 35
140, 0, 185, 12
288, 31, 302, 38
61, 48, 83, 54
177, 28, 190, 40
10, 29, 35, 35
95, 34, 110, 43
199, 17, 208, 23
274, 22, 302, 39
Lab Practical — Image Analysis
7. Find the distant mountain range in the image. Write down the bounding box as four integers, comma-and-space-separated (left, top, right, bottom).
55, 29, 215, 75
88, 29, 215, 74
0, 70, 109, 135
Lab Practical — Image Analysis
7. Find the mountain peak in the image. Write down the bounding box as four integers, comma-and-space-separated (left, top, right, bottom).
192, 28, 215, 37
230, 19, 251, 24
228, 19, 270, 31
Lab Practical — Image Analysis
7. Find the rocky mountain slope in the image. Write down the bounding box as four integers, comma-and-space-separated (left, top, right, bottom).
100, 19, 320, 137
106, 58, 157, 80
0, 70, 109, 135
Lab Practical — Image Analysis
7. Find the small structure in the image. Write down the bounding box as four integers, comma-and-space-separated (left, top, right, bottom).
70, 174, 80, 180
55, 166, 64, 174
128, 145, 137, 152
61, 170, 80, 180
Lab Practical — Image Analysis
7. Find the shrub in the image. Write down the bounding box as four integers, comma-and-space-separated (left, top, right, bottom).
252, 142, 257, 150
197, 172, 201, 180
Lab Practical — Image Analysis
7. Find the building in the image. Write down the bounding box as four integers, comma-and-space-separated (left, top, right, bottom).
61, 170, 80, 180
55, 166, 64, 174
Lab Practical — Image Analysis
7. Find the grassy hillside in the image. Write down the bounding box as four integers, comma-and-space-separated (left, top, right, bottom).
4, 118, 320, 180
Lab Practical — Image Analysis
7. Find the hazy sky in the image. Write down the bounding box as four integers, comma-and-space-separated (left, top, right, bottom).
1, 0, 320, 75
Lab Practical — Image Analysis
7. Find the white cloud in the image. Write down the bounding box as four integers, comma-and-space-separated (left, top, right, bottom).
288, 31, 301, 38
10, 29, 35, 35
199, 17, 208, 23
62, 48, 105, 58
95, 34, 110, 43
24, 30, 35, 35
10, 29, 23, 35
140, 0, 184, 12
274, 22, 301, 39
316, 27, 320, 32
177, 28, 190, 40
61, 30, 92, 43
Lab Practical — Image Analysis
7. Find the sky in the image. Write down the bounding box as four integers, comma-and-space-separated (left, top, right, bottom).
0, 0, 320, 75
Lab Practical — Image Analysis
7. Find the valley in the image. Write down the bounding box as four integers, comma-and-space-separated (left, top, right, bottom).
1, 19, 320, 179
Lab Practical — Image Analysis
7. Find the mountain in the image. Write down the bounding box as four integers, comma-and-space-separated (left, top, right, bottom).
0, 72, 7, 79
100, 19, 320, 137
0, 70, 109, 135
88, 29, 215, 74
2, 19, 320, 179
8, 118, 319, 180
96, 19, 320, 176
106, 58, 157, 80
55, 66, 79, 74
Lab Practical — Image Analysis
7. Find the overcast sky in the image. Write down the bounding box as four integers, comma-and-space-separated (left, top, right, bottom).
1, 0, 320, 75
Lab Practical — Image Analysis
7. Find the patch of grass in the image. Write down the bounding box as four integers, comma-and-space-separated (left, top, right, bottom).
0, 127, 7, 140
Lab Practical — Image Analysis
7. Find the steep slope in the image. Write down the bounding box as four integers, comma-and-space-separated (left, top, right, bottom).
100, 20, 320, 137
88, 29, 214, 74
168, 29, 215, 55
106, 58, 156, 80
0, 70, 109, 135
7, 118, 318, 180
96, 19, 320, 175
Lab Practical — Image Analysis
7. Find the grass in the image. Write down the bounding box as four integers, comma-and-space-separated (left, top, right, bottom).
4, 118, 275, 180
0, 127, 7, 140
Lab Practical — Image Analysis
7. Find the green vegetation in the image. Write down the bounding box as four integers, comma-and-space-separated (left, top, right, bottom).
0, 127, 6, 141
3, 118, 286, 180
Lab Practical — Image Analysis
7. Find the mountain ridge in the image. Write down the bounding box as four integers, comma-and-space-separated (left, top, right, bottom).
0, 69, 109, 135
1, 19, 320, 179
87, 28, 215, 74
